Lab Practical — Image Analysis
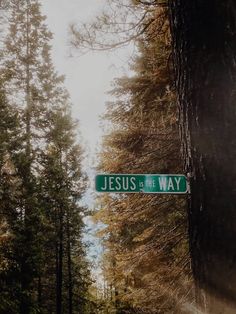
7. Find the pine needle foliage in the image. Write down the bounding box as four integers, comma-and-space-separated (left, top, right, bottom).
0, 1, 92, 313
96, 6, 193, 314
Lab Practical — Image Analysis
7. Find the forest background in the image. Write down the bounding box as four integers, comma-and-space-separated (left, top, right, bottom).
2, 0, 232, 313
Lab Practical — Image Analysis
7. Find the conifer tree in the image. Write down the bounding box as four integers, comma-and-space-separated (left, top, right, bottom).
0, 85, 22, 314
96, 7, 191, 313
40, 106, 90, 314
0, 1, 91, 313
0, 1, 63, 311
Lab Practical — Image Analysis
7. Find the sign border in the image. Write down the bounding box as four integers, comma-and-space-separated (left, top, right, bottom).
95, 173, 188, 194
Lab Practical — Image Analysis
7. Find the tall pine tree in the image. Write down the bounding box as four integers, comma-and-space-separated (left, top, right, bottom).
0, 1, 91, 313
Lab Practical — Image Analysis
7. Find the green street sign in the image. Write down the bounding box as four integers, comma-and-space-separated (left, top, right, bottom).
95, 174, 188, 194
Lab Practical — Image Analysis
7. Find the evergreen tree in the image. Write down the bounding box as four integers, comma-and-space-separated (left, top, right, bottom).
0, 1, 64, 311
0, 86, 22, 314
96, 7, 191, 313
40, 106, 90, 314
0, 1, 91, 313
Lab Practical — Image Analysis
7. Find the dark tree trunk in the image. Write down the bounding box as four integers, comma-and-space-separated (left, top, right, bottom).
19, 2, 34, 312
19, 255, 32, 314
169, 0, 236, 312
38, 275, 42, 311
56, 212, 63, 314
66, 213, 73, 314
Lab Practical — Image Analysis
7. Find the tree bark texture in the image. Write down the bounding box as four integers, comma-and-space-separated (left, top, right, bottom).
56, 212, 63, 314
169, 0, 236, 312
66, 213, 73, 314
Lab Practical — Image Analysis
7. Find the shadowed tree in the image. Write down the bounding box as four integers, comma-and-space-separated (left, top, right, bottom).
169, 0, 236, 312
